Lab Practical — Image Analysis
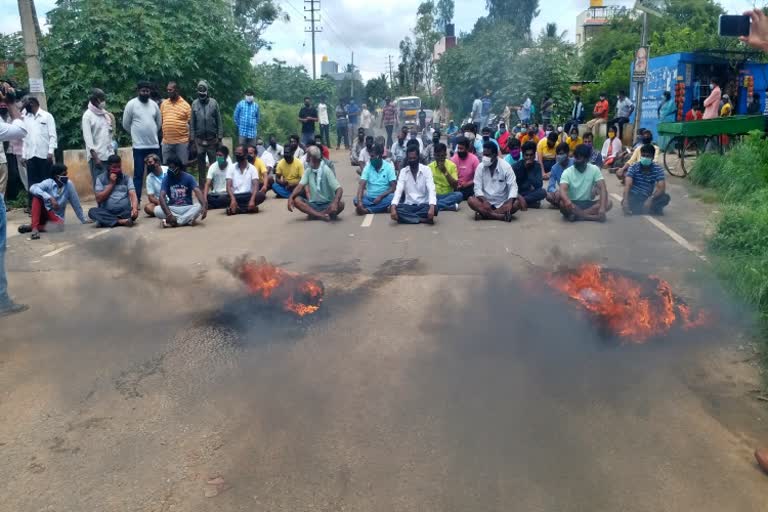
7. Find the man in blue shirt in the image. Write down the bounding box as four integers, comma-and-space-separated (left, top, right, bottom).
355, 143, 397, 215
233, 89, 260, 147
18, 164, 90, 240
545, 142, 573, 208
346, 100, 361, 140
155, 156, 207, 227
475, 126, 499, 154
622, 144, 670, 215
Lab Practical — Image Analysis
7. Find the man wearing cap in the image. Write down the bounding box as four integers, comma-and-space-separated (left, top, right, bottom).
191, 80, 223, 184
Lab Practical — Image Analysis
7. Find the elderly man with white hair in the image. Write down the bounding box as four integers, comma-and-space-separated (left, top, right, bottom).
287, 146, 344, 221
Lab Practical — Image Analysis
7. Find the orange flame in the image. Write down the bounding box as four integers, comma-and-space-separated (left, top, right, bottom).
233, 259, 323, 317
547, 264, 709, 343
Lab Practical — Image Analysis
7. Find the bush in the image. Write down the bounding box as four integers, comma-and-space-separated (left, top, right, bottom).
689, 152, 724, 187
689, 132, 768, 200
257, 100, 302, 144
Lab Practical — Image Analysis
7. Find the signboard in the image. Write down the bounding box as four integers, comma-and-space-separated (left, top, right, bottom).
633, 46, 649, 82
29, 78, 45, 93
634, 0, 663, 17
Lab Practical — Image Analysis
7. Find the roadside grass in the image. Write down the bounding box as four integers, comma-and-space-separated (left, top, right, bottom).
690, 132, 768, 382
6, 190, 27, 210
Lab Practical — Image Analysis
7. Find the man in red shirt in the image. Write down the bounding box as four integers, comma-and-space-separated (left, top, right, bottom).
496, 122, 511, 155
586, 92, 610, 131
685, 100, 703, 121
380, 97, 398, 148
451, 136, 480, 200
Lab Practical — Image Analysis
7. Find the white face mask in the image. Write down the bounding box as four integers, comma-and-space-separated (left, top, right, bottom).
481, 156, 492, 167
99, 101, 106, 110
463, 131, 472, 138
245, 95, 254, 103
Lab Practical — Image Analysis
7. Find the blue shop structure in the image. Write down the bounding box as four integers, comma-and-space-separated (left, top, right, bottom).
630, 51, 768, 141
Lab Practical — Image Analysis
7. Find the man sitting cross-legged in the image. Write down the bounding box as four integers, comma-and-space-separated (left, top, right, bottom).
389, 145, 438, 225
559, 144, 613, 222
88, 154, 139, 228
429, 142, 464, 211
18, 164, 90, 240
155, 157, 207, 227
512, 140, 546, 210
272, 140, 304, 198
143, 153, 167, 217
621, 144, 670, 216
467, 141, 519, 222
354, 143, 396, 215
545, 142, 573, 208
225, 145, 267, 215
288, 146, 344, 221
203, 145, 231, 210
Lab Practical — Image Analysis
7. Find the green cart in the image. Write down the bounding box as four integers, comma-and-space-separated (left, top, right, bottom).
657, 115, 764, 177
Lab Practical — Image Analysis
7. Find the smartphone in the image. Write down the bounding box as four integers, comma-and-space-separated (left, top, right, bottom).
719, 15, 751, 37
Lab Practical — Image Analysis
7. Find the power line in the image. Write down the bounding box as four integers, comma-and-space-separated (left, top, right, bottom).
304, 0, 322, 79
320, 9, 353, 52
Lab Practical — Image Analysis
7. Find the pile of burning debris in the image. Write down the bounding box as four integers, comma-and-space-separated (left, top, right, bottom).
547, 263, 709, 343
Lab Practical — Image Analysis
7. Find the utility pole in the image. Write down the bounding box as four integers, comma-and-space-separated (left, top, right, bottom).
388, 55, 395, 88
304, 0, 321, 80
633, 11, 648, 137
350, 51, 354, 98
17, 0, 47, 110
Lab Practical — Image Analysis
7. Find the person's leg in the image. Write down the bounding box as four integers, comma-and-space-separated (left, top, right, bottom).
17, 157, 28, 192
196, 143, 208, 184
88, 207, 120, 227
171, 204, 202, 225
144, 202, 157, 216
0, 194, 25, 314
395, 203, 423, 224
468, 196, 503, 220
271, 182, 292, 198
436, 191, 464, 211
29, 195, 62, 233
651, 193, 670, 214
26, 158, 43, 208
336, 125, 343, 149
206, 193, 229, 210
523, 188, 546, 208
293, 196, 330, 219
365, 193, 393, 214
161, 143, 174, 163
176, 143, 189, 165
386, 125, 394, 148
0, 162, 7, 198
459, 185, 474, 201
321, 124, 329, 147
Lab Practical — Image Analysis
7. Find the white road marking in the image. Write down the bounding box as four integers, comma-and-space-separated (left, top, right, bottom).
361, 214, 374, 227
42, 244, 74, 258
609, 193, 707, 261
86, 230, 110, 240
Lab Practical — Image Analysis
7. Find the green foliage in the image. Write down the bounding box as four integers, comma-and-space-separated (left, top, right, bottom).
232, 0, 284, 53
42, 0, 264, 149
396, 1, 441, 96
365, 75, 391, 106
688, 152, 724, 187
257, 100, 302, 143
0, 32, 28, 86
485, 0, 540, 39
689, 133, 768, 201
255, 60, 336, 105
435, 0, 455, 33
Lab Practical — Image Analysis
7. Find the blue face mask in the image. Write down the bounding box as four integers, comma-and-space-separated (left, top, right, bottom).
640, 157, 653, 167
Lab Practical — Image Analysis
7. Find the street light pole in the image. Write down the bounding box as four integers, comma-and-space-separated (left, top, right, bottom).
17, 0, 47, 110
633, 12, 648, 137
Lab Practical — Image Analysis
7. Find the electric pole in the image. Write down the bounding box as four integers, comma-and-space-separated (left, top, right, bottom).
17, 0, 47, 110
304, 0, 322, 80
388, 55, 395, 88
633, 11, 648, 138
350, 51, 354, 98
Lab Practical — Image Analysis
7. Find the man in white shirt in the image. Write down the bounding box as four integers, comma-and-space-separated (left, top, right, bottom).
356, 135, 374, 175
317, 95, 330, 148
82, 88, 114, 187
122, 81, 162, 202
471, 91, 483, 131
265, 134, 284, 161
22, 96, 57, 208
390, 145, 437, 224
467, 140, 519, 221
360, 103, 373, 136
203, 145, 232, 210
225, 145, 266, 215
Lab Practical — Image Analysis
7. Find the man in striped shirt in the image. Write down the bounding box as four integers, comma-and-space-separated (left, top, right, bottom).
160, 82, 192, 165
621, 144, 670, 216
380, 97, 398, 148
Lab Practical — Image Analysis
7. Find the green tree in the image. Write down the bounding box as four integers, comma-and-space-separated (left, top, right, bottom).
0, 32, 23, 61
365, 75, 391, 106
254, 59, 335, 104
232, 0, 285, 53
485, 0, 540, 39
435, 0, 454, 33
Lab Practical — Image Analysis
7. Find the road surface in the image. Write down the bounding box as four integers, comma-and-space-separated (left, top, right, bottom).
1, 149, 767, 511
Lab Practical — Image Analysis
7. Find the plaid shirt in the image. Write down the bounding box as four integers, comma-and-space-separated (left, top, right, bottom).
234, 100, 260, 138
382, 104, 397, 126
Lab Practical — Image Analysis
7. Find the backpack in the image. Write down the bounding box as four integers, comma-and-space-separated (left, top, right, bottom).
481, 97, 492, 115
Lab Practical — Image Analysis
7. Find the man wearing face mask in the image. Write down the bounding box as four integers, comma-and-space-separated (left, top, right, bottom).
355, 143, 396, 215
82, 88, 114, 188
123, 81, 162, 200
429, 143, 464, 212
289, 146, 344, 221
143, 153, 167, 217
559, 144, 612, 222
21, 96, 57, 209
89, 154, 139, 227
390, 127, 409, 171
356, 135, 375, 175
420, 130, 441, 165
504, 137, 523, 166
265, 134, 284, 161
622, 144, 670, 216
156, 157, 206, 227
474, 127, 498, 155
203, 146, 231, 210
451, 136, 479, 200
159, 81, 192, 166
582, 132, 602, 167
298, 96, 318, 146
511, 140, 545, 210
272, 140, 305, 198
17, 164, 90, 240
536, 131, 559, 180
390, 146, 437, 224
519, 126, 539, 145
616, 129, 660, 183
246, 145, 270, 195
468, 141, 518, 222
350, 127, 367, 167
222, 146, 266, 215
191, 80, 223, 184
234, 89, 260, 148
600, 125, 623, 169
546, 142, 573, 208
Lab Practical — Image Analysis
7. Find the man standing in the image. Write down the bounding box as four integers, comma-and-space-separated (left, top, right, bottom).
609, 91, 635, 137
512, 141, 546, 209
347, 99, 361, 140
586, 92, 610, 132
381, 97, 397, 148
82, 88, 114, 187
429, 143, 464, 211
317, 95, 330, 148
621, 144, 670, 216
517, 96, 532, 124
471, 91, 483, 130
703, 78, 722, 120
18, 164, 89, 240
390, 145, 437, 225
288, 146, 344, 221
355, 143, 396, 215
468, 141, 519, 221
225, 146, 266, 215
418, 107, 427, 131
191, 80, 223, 184
335, 100, 349, 150
451, 136, 479, 200
360, 103, 373, 137
559, 144, 612, 222
298, 96, 318, 145
541, 95, 554, 127
0, 82, 27, 316
89, 154, 139, 227
122, 81, 162, 201
160, 82, 192, 164
22, 96, 57, 208
480, 91, 492, 130
233, 89, 260, 147
155, 157, 206, 227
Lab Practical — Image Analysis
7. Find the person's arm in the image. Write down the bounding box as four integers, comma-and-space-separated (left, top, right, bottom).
248, 178, 260, 209
190, 103, 197, 141
82, 113, 100, 164
622, 175, 634, 214
48, 113, 58, 160
328, 185, 343, 214
94, 178, 115, 204
226, 178, 239, 211
29, 180, 50, 202
158, 186, 172, 219
154, 103, 162, 132
390, 170, 405, 220
597, 179, 608, 215
203, 178, 211, 199
559, 182, 572, 209
129, 188, 139, 219
703, 90, 716, 107
356, 178, 367, 205
254, 103, 260, 126
122, 101, 132, 132
233, 102, 242, 130
287, 182, 305, 212
193, 186, 208, 219
537, 144, 545, 170
531, 164, 543, 191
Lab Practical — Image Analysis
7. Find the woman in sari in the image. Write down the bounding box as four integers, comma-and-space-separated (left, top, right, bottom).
657, 91, 677, 149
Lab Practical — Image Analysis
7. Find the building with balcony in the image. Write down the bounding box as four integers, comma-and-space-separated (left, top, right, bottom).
575, 0, 627, 51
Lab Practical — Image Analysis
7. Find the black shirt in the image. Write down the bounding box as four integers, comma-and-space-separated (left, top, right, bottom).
512, 160, 544, 193
299, 106, 318, 133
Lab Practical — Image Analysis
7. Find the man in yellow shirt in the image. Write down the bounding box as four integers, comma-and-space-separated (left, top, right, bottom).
428, 143, 464, 211
246, 145, 271, 195
272, 140, 304, 198
536, 131, 559, 179
565, 126, 582, 154
160, 82, 192, 164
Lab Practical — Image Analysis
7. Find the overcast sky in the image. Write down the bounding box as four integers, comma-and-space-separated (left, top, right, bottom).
1, 0, 763, 82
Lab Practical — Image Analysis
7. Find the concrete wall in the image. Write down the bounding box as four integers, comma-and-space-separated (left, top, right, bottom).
62, 137, 233, 201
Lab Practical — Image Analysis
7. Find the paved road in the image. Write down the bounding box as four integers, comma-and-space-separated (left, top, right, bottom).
1, 149, 767, 511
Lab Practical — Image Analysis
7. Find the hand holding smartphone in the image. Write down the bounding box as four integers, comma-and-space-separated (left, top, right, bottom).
719, 14, 751, 37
